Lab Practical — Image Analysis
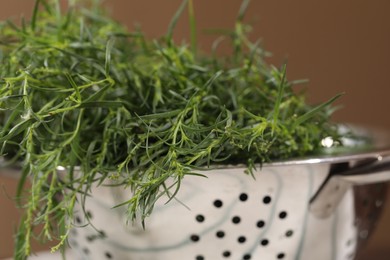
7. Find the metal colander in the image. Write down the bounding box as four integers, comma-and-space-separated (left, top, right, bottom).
66, 148, 390, 260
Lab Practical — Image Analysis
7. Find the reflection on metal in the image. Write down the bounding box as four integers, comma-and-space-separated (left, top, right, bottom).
310, 154, 390, 218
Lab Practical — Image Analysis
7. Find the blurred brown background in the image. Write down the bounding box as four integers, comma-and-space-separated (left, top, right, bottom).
1, 0, 389, 259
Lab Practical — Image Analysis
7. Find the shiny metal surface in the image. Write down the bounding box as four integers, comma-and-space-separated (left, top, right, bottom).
309, 149, 390, 218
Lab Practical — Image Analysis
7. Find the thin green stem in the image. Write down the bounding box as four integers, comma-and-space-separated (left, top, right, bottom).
188, 0, 197, 55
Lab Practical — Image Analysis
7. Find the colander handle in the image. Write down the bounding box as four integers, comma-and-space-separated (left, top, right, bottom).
309, 151, 390, 218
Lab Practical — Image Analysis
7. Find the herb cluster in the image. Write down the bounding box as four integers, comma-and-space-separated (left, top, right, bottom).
0, 0, 341, 257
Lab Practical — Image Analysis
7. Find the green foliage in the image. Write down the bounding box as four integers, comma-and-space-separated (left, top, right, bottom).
0, 0, 343, 257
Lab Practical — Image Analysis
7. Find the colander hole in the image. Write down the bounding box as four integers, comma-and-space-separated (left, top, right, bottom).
368, 212, 376, 221
279, 211, 287, 219
376, 185, 384, 193
223, 251, 231, 257
190, 234, 200, 242
82, 248, 90, 255
354, 219, 361, 226
105, 252, 112, 259
238, 236, 246, 243
75, 216, 82, 224
285, 230, 293, 237
195, 255, 204, 260
375, 200, 383, 207
232, 216, 241, 224
359, 230, 368, 239
216, 230, 225, 238
214, 199, 223, 208
260, 239, 269, 246
196, 214, 205, 223
243, 254, 251, 259
256, 220, 265, 228
86, 210, 93, 219
277, 253, 285, 259
239, 193, 248, 201
263, 196, 272, 204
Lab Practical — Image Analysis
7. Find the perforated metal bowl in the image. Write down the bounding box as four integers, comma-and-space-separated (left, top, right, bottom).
66, 146, 390, 260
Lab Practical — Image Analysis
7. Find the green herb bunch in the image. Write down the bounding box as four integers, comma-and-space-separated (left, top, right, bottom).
0, 0, 342, 257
